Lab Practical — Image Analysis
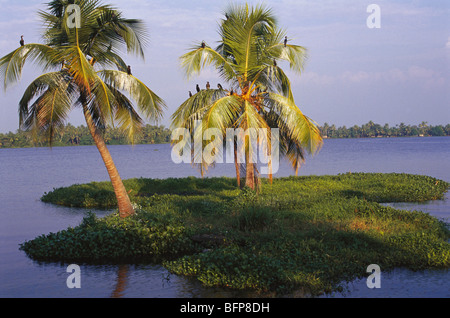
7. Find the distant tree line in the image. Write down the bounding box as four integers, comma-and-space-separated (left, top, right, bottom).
0, 124, 172, 149
320, 121, 450, 139
1, 121, 449, 149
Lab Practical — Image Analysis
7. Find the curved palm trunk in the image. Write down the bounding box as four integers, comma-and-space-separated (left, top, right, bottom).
82, 104, 135, 218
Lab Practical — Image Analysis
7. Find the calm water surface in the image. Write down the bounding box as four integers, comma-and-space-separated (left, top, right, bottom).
0, 137, 449, 298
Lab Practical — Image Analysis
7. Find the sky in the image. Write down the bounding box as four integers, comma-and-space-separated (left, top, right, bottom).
0, 0, 449, 133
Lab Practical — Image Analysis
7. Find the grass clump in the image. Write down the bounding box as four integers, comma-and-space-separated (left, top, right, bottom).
22, 173, 450, 296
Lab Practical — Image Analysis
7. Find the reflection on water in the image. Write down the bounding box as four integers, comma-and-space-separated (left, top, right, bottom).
0, 137, 449, 298
111, 265, 129, 298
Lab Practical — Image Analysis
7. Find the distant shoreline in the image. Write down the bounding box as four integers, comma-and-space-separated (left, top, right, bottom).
1, 122, 449, 149
1, 134, 449, 150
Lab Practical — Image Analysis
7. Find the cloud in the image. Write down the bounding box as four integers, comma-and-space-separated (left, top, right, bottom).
297, 72, 335, 85
296, 66, 447, 89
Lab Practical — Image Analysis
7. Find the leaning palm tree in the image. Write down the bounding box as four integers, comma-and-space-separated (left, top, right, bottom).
0, 0, 165, 218
171, 3, 322, 189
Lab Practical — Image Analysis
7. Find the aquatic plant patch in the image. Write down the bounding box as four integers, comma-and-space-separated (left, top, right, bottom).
22, 173, 450, 296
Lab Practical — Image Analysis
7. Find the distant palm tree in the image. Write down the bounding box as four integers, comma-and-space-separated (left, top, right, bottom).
172, 3, 322, 189
0, 0, 166, 218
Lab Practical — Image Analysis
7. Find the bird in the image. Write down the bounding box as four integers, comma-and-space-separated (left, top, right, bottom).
206, 82, 210, 90
127, 65, 132, 75
230, 89, 234, 96
201, 41, 206, 49
217, 83, 223, 90
189, 91, 193, 97
273, 59, 277, 67
196, 84, 200, 92
284, 36, 287, 47
20, 35, 24, 47
225, 13, 229, 20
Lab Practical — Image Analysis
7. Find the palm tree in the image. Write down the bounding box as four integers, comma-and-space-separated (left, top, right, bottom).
0, 0, 165, 218
172, 3, 322, 190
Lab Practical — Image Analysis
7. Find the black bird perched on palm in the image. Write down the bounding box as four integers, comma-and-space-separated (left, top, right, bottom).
189, 91, 192, 97
206, 82, 210, 90
217, 83, 223, 90
273, 59, 277, 67
20, 35, 24, 46
201, 41, 206, 48
284, 36, 287, 47
196, 84, 200, 92
127, 65, 132, 75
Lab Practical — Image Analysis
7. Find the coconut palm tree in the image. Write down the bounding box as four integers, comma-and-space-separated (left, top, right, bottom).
0, 0, 165, 218
171, 3, 322, 189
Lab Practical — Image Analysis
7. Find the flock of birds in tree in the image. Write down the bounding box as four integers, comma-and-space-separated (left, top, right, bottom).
189, 82, 227, 98
188, 35, 288, 98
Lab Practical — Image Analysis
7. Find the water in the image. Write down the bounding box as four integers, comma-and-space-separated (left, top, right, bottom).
0, 137, 449, 298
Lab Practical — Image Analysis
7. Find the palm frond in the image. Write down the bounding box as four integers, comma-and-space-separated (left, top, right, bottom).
171, 88, 231, 130
67, 45, 97, 92
0, 44, 58, 90
20, 72, 74, 145
99, 70, 166, 123
180, 44, 235, 81
268, 92, 323, 155
109, 85, 144, 143
18, 71, 75, 124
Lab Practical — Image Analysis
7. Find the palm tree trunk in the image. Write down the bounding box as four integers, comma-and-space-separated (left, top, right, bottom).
82, 104, 135, 218
268, 159, 273, 184
245, 150, 255, 190
234, 140, 241, 188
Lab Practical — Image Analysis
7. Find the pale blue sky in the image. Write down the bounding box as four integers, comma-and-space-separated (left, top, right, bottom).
0, 0, 449, 133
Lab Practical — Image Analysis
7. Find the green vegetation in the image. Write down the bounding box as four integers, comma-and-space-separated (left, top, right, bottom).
0, 124, 171, 149
321, 121, 450, 139
23, 173, 450, 296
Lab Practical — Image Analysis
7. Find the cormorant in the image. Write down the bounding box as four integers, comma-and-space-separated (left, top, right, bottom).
225, 13, 229, 20
189, 91, 193, 97
273, 59, 277, 67
196, 84, 200, 92
206, 82, 210, 90
230, 89, 234, 96
217, 83, 223, 90
284, 36, 287, 47
201, 41, 206, 48
127, 65, 132, 75
20, 35, 24, 47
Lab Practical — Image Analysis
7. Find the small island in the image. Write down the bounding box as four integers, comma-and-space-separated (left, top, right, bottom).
21, 173, 450, 296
